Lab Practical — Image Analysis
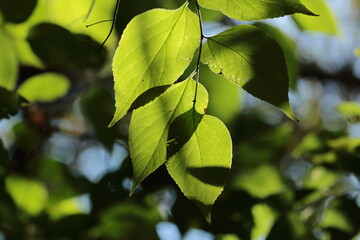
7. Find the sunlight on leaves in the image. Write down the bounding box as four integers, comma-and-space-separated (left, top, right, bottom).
198, 0, 315, 21
48, 197, 85, 220
166, 115, 232, 221
110, 3, 200, 125
251, 204, 277, 240
17, 72, 70, 102
5, 175, 48, 216
0, 29, 18, 90
292, 0, 339, 35
201, 25, 297, 120
336, 101, 360, 123
129, 78, 208, 194
232, 165, 287, 198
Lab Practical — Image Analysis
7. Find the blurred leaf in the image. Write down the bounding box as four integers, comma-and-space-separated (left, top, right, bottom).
110, 3, 200, 124
201, 25, 297, 120
0, 87, 22, 119
90, 204, 161, 240
251, 204, 277, 240
17, 72, 70, 102
303, 166, 339, 191
0, 0, 37, 23
336, 101, 360, 123
0, 140, 8, 176
321, 197, 360, 236
27, 23, 106, 68
198, 0, 315, 21
81, 86, 117, 150
200, 63, 240, 124
5, 175, 48, 215
129, 78, 208, 193
47, 197, 84, 220
232, 165, 287, 198
167, 114, 232, 221
12, 122, 42, 151
254, 22, 299, 89
292, 0, 339, 35
328, 137, 360, 153
355, 48, 360, 57
0, 29, 18, 90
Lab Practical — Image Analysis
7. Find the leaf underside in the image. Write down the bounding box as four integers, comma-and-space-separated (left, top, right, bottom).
201, 25, 297, 120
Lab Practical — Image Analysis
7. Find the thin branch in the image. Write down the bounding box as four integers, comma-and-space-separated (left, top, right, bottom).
98, 0, 121, 50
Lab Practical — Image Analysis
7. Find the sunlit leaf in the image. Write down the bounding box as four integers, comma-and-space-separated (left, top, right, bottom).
129, 78, 208, 194
336, 101, 360, 123
254, 22, 299, 89
166, 115, 232, 220
292, 0, 339, 35
17, 73, 70, 102
110, 3, 200, 125
198, 0, 315, 21
201, 25, 297, 120
303, 166, 339, 191
251, 204, 277, 240
0, 0, 37, 23
5, 175, 48, 215
0, 29, 18, 90
48, 197, 85, 220
200, 63, 241, 124
355, 48, 360, 57
232, 165, 287, 198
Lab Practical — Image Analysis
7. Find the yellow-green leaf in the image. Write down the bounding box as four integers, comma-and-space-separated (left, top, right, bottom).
110, 3, 200, 125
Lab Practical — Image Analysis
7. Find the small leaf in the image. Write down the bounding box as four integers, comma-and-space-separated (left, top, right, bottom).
166, 114, 232, 221
201, 25, 297, 120
292, 0, 339, 35
17, 73, 70, 102
110, 3, 200, 125
5, 175, 48, 216
0, 87, 22, 119
129, 78, 208, 194
336, 101, 360, 123
198, 0, 315, 21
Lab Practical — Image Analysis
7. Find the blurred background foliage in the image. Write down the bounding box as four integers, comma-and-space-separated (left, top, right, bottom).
0, 0, 360, 239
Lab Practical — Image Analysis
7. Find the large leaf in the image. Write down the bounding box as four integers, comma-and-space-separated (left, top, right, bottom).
166, 114, 232, 221
254, 22, 299, 89
198, 0, 315, 21
110, 3, 200, 125
0, 29, 18, 91
129, 78, 208, 194
292, 0, 339, 35
201, 25, 296, 120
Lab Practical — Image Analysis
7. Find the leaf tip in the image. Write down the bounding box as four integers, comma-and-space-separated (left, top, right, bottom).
281, 102, 298, 122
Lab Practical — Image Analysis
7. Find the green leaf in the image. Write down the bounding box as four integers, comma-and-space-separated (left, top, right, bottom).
198, 0, 315, 21
254, 22, 299, 89
110, 3, 200, 125
17, 72, 70, 102
336, 101, 360, 123
201, 25, 297, 120
166, 114, 232, 221
0, 0, 37, 23
0, 29, 18, 91
0, 87, 22, 119
129, 78, 208, 194
292, 0, 339, 35
5, 175, 48, 216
